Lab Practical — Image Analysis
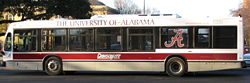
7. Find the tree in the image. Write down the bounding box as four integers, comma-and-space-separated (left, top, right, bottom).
230, 3, 242, 17
114, 0, 160, 14
0, 18, 7, 34
145, 8, 160, 14
231, 0, 250, 46
114, 0, 141, 14
0, 0, 92, 24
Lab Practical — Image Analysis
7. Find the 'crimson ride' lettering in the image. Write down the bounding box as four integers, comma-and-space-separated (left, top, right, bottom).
97, 53, 121, 60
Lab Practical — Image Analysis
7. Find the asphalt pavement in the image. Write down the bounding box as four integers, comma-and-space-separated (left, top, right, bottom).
0, 68, 250, 83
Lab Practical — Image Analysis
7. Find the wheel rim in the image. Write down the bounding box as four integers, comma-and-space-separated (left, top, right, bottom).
169, 62, 183, 74
47, 60, 59, 71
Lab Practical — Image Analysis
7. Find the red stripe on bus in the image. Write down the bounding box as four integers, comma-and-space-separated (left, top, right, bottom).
13, 53, 238, 60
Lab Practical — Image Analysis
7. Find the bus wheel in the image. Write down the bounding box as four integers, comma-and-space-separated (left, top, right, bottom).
44, 57, 63, 76
165, 57, 187, 77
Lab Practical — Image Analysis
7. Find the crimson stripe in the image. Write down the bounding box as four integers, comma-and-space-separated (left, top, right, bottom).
13, 53, 237, 60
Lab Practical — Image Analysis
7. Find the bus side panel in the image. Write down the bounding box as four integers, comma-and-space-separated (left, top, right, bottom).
187, 61, 242, 72
5, 61, 43, 70
63, 61, 165, 71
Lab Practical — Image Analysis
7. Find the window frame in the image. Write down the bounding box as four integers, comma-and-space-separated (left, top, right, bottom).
68, 28, 94, 52
194, 27, 212, 48
95, 27, 123, 52
41, 29, 67, 52
160, 27, 192, 48
212, 26, 237, 48
13, 29, 38, 52
127, 28, 155, 52
4, 33, 12, 51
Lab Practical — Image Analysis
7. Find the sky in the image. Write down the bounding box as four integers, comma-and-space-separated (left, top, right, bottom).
99, 0, 242, 18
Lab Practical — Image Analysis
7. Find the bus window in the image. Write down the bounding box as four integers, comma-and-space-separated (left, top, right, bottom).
161, 28, 190, 48
4, 33, 12, 51
213, 26, 237, 48
42, 29, 66, 51
128, 28, 154, 51
69, 29, 94, 51
96, 28, 122, 51
14, 30, 37, 52
195, 28, 210, 48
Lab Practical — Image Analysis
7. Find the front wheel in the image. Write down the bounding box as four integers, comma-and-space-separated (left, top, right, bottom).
44, 57, 63, 76
165, 57, 187, 77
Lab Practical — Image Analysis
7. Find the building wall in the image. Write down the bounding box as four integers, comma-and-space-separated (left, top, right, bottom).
2, 12, 22, 21
90, 5, 108, 15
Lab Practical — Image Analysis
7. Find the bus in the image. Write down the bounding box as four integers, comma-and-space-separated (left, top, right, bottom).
0, 16, 246, 77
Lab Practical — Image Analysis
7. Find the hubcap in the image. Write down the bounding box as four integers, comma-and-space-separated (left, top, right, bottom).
170, 62, 182, 73
47, 60, 59, 71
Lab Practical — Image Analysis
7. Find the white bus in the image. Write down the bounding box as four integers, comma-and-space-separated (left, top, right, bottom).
0, 16, 246, 77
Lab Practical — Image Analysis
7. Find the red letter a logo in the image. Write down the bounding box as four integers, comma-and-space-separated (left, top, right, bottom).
164, 29, 185, 48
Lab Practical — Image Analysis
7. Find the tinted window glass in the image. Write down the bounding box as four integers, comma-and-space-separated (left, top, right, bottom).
42, 29, 66, 51
69, 29, 94, 51
128, 28, 154, 51
4, 33, 12, 51
96, 28, 122, 51
14, 30, 37, 52
213, 26, 237, 48
195, 28, 210, 48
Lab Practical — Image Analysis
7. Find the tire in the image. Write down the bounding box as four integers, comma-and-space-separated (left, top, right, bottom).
64, 71, 76, 75
44, 57, 63, 76
165, 57, 187, 77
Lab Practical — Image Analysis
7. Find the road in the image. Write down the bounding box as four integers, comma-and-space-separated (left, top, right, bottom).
0, 68, 250, 83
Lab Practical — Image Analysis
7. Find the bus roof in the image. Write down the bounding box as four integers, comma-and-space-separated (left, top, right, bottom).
8, 17, 242, 29
90, 14, 182, 19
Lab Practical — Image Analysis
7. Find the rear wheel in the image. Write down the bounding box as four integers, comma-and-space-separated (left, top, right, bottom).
165, 57, 187, 77
44, 57, 63, 76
